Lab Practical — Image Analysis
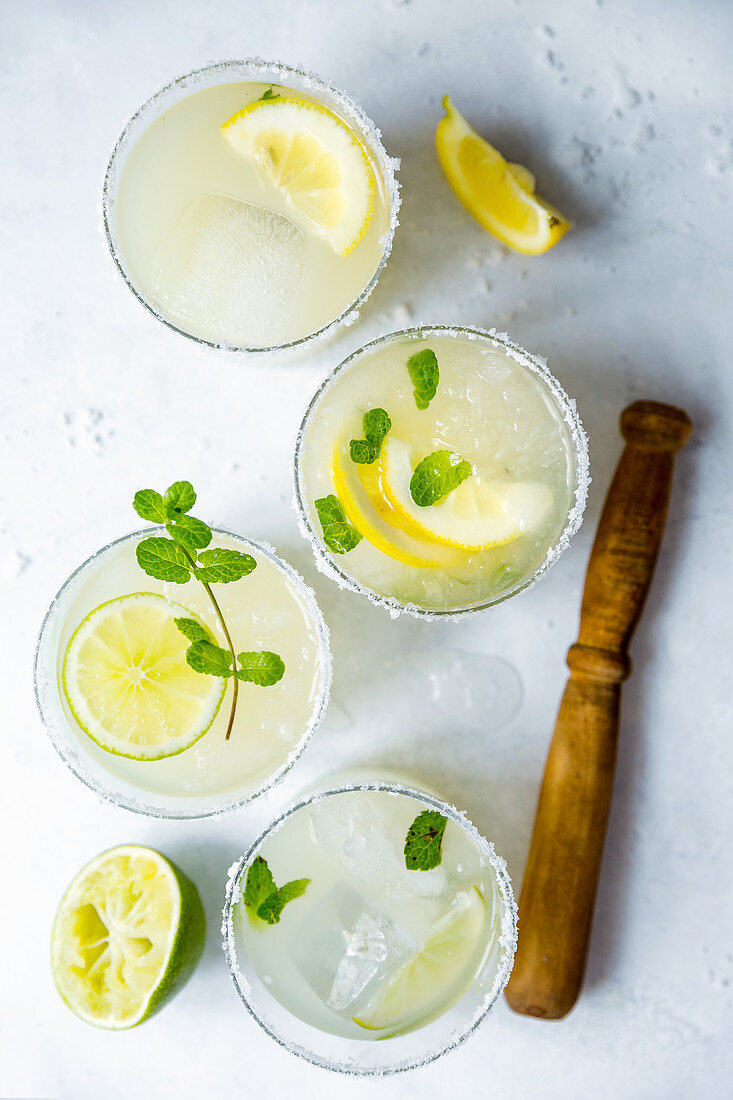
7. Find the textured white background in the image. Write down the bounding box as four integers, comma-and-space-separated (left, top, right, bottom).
2, 1, 731, 1097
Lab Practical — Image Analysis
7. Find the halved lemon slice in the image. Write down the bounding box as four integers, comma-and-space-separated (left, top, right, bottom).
62, 593, 224, 760
354, 888, 488, 1036
436, 95, 569, 254
51, 845, 205, 1029
378, 438, 554, 550
331, 443, 461, 568
221, 96, 375, 256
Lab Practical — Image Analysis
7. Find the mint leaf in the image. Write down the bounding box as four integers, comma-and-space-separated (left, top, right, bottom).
243, 857, 309, 926
410, 450, 472, 507
136, 536, 192, 583
174, 617, 211, 643
133, 489, 168, 523
314, 495, 362, 554
257, 878, 310, 925
163, 480, 196, 517
407, 348, 439, 410
349, 439, 376, 464
349, 407, 391, 464
133, 478, 284, 744
185, 640, 233, 677
404, 810, 448, 870
244, 856, 277, 914
167, 513, 212, 552
196, 548, 257, 583
258, 87, 280, 101
236, 651, 285, 687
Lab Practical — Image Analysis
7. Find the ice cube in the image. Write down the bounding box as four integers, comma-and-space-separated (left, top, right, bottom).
290, 885, 411, 1014
155, 192, 306, 347
309, 799, 404, 889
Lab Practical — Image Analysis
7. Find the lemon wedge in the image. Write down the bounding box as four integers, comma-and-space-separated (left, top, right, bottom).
331, 444, 460, 568
221, 96, 375, 256
436, 95, 569, 254
377, 438, 554, 550
353, 888, 487, 1036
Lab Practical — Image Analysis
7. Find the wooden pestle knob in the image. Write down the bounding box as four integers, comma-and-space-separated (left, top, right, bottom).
504, 400, 692, 1020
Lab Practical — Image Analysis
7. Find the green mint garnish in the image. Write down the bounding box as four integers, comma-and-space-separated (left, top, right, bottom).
195, 547, 257, 583
244, 856, 309, 926
407, 348, 440, 410
135, 537, 192, 583
410, 450, 472, 507
185, 640, 235, 678
258, 87, 280, 102
314, 495, 363, 554
236, 651, 286, 686
349, 408, 392, 464
404, 810, 448, 871
133, 480, 285, 741
173, 616, 213, 643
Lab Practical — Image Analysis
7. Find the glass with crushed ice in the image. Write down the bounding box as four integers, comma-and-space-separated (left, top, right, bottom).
294, 325, 589, 616
223, 783, 517, 1074
102, 59, 399, 353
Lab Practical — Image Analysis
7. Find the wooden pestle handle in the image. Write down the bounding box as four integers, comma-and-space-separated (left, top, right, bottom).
504, 400, 692, 1020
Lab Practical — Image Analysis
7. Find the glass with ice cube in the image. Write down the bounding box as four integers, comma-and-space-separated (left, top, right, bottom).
223, 783, 517, 1073
102, 60, 398, 353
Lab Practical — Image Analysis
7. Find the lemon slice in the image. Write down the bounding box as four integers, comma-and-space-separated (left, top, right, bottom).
378, 438, 554, 550
354, 889, 487, 1036
62, 593, 224, 760
331, 443, 461, 568
221, 96, 375, 256
51, 845, 205, 1029
436, 95, 569, 254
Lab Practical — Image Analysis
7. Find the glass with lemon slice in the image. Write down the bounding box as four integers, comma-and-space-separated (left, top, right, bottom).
34, 528, 331, 817
224, 782, 516, 1074
103, 59, 399, 352
295, 325, 589, 616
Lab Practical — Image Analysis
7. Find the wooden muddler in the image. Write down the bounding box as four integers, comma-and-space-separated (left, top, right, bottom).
504, 400, 692, 1020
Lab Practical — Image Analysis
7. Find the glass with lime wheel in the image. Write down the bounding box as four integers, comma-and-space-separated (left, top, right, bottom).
34, 481, 331, 818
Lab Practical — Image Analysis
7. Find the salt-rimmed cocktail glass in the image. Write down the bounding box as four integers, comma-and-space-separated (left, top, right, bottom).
102, 59, 400, 355
223, 782, 517, 1075
34, 528, 331, 819
294, 324, 589, 617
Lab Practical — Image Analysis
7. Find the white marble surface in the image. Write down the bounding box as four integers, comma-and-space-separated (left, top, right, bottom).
2, 1, 731, 1096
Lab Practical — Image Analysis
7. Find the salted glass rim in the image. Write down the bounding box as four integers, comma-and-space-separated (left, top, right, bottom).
101, 57, 401, 356
33, 525, 333, 820
222, 781, 518, 1075
293, 323, 590, 619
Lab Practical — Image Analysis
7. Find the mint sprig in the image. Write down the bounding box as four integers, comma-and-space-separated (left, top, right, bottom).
133, 480, 285, 740
258, 87, 280, 102
404, 810, 448, 871
410, 450, 472, 507
314, 495, 362, 554
244, 855, 310, 926
407, 348, 439, 410
349, 408, 391, 465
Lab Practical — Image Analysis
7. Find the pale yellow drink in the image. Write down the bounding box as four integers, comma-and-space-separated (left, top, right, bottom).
224, 784, 517, 1073
105, 62, 398, 351
34, 529, 331, 817
296, 326, 588, 615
